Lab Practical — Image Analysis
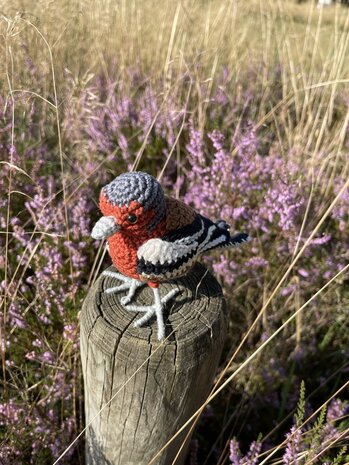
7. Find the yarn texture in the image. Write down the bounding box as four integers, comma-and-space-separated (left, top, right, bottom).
91, 171, 250, 339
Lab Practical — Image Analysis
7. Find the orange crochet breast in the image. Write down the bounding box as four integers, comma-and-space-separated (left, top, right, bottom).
107, 216, 167, 281
108, 233, 142, 280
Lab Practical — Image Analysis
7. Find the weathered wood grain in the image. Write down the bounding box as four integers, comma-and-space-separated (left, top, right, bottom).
80, 263, 226, 465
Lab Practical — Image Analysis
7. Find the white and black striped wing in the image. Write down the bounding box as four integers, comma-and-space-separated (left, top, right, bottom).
136, 214, 203, 280
136, 214, 249, 280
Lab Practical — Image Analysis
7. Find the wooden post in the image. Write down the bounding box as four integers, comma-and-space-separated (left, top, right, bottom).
80, 263, 226, 465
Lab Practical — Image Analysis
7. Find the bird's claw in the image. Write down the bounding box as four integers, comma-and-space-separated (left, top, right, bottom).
104, 282, 132, 295
102, 270, 145, 302
103, 270, 132, 282
103, 270, 179, 340
120, 295, 133, 305
124, 288, 179, 340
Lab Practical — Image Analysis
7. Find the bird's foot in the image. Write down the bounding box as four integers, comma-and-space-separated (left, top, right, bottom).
102, 270, 145, 305
124, 288, 179, 341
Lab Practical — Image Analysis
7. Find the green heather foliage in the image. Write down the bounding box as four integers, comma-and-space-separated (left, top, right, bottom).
0, 1, 349, 464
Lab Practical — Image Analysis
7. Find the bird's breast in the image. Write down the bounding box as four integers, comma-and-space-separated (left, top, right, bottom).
107, 233, 143, 280
107, 219, 167, 280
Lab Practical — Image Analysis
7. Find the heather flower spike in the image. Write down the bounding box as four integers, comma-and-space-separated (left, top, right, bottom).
91, 171, 250, 340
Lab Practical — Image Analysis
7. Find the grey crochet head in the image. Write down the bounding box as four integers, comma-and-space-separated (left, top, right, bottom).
103, 172, 166, 229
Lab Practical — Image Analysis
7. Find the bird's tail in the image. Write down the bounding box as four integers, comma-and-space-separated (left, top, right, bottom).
227, 232, 251, 246
199, 227, 251, 254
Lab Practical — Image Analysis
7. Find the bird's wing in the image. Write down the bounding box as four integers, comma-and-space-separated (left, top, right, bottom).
136, 214, 203, 279
136, 214, 249, 280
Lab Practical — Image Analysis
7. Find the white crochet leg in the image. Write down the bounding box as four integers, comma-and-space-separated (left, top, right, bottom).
102, 270, 146, 305
125, 287, 179, 340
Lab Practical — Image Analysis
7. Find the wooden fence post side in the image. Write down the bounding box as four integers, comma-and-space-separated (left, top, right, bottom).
80, 262, 226, 465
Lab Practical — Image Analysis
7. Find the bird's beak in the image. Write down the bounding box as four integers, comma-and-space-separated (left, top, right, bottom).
91, 216, 120, 240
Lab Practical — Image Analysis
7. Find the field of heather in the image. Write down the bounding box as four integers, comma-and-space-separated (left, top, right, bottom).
0, 0, 349, 464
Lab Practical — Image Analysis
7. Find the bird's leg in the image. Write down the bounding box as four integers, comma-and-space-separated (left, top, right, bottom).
153, 288, 165, 340
124, 287, 179, 340
102, 270, 146, 305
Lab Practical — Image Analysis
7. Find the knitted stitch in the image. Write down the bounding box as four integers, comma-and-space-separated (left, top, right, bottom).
91, 171, 250, 339
164, 197, 196, 231
94, 171, 250, 283
103, 172, 166, 231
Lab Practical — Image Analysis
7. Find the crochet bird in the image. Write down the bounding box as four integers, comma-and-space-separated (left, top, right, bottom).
91, 171, 250, 340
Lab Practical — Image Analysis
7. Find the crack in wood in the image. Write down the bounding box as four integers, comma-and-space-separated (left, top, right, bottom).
81, 263, 227, 465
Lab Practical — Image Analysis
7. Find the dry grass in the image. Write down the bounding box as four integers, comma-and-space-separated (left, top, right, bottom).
2, 0, 349, 158
2, 0, 348, 73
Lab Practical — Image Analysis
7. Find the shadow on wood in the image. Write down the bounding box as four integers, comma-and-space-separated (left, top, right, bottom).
80, 263, 226, 465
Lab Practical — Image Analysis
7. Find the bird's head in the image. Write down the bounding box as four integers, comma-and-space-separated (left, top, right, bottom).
91, 172, 166, 240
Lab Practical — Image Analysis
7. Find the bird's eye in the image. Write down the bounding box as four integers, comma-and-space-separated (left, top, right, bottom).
127, 213, 138, 224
